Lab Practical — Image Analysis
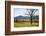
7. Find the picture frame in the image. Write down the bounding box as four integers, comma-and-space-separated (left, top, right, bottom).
5, 1, 45, 35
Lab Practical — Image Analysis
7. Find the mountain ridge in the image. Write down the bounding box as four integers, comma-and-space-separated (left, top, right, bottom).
14, 15, 39, 19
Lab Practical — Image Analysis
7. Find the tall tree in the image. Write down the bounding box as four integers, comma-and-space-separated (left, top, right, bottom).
25, 9, 38, 24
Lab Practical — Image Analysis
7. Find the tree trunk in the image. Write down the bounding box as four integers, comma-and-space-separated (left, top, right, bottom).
31, 16, 32, 24
30, 15, 32, 24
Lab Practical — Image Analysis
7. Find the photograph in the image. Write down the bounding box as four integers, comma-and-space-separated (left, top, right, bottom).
5, 1, 45, 35
14, 8, 39, 27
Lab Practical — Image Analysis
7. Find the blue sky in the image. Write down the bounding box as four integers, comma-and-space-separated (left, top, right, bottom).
14, 8, 39, 17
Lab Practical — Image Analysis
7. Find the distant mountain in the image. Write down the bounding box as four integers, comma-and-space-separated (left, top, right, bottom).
14, 15, 39, 19
14, 16, 30, 19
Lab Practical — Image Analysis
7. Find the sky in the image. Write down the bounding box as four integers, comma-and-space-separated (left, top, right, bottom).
14, 8, 39, 17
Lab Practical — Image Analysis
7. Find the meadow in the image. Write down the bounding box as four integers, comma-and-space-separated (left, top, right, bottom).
14, 22, 39, 27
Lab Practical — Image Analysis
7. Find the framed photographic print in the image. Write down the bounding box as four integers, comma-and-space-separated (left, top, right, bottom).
5, 1, 45, 35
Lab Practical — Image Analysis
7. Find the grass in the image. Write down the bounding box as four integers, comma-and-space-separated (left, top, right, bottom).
14, 22, 39, 27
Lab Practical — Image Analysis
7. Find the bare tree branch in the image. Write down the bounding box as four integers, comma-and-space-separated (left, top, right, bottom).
24, 9, 38, 24
33, 9, 38, 15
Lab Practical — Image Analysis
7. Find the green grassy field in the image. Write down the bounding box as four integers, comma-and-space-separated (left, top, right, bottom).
14, 22, 39, 27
